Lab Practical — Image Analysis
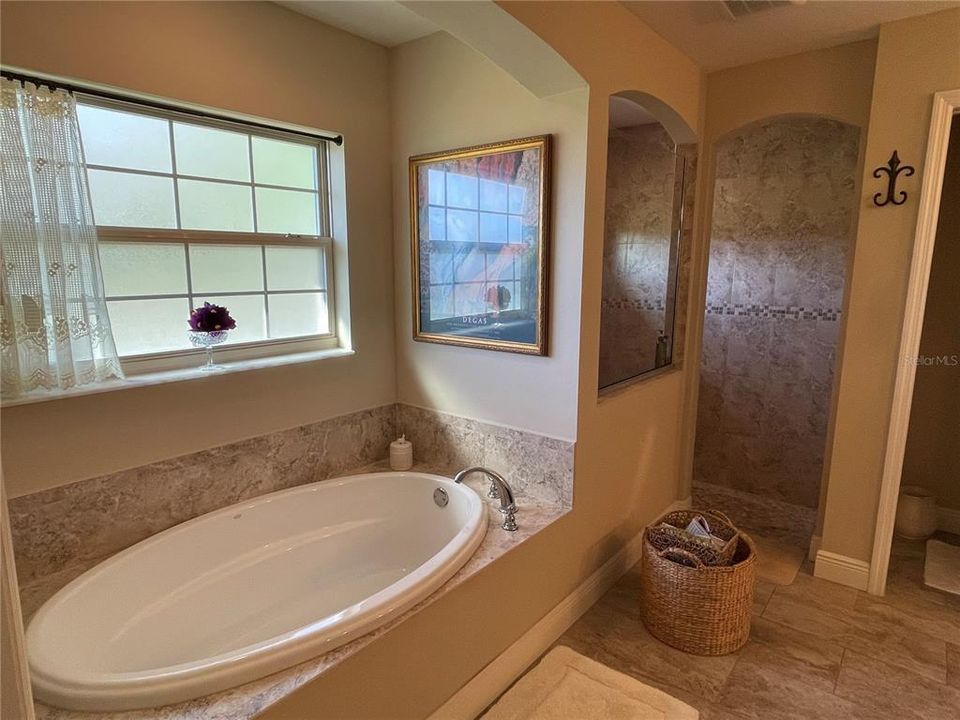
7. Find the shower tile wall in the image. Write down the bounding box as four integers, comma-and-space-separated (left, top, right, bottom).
694, 116, 860, 509
599, 123, 676, 385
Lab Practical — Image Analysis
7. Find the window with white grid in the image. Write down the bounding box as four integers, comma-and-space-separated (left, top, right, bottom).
76, 95, 337, 369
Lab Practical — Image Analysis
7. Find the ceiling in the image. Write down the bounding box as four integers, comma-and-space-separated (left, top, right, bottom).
276, 1, 438, 47
621, 0, 960, 71
277, 1, 959, 67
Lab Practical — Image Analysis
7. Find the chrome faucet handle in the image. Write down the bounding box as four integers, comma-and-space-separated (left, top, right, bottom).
500, 505, 518, 532
453, 466, 518, 532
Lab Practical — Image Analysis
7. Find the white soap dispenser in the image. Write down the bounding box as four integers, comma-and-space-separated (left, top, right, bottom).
389, 434, 413, 471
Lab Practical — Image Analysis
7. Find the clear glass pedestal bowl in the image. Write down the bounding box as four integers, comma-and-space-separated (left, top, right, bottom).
188, 330, 229, 371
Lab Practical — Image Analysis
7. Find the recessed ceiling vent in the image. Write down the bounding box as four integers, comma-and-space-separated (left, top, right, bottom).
722, 1, 794, 20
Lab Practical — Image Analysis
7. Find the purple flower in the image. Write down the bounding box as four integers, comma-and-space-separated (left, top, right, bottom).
188, 302, 237, 333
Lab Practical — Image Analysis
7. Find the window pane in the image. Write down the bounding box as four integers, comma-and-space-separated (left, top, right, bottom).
454, 247, 485, 282
508, 215, 523, 243
508, 184, 526, 214
196, 294, 266, 345
429, 252, 453, 284
173, 123, 250, 182
189, 244, 264, 293
255, 188, 318, 235
479, 179, 508, 212
430, 285, 453, 319
479, 212, 508, 244
87, 169, 176, 228
454, 283, 485, 317
252, 137, 317, 190
178, 179, 254, 232
486, 251, 516, 284
446, 209, 478, 243
107, 298, 190, 355
269, 292, 328, 338
446, 173, 478, 209
77, 103, 171, 172
428, 207, 446, 241
100, 242, 187, 296
265, 246, 325, 290
427, 169, 445, 205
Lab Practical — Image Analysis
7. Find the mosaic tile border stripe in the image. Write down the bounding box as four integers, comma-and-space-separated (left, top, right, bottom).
601, 298, 666, 312
705, 302, 842, 322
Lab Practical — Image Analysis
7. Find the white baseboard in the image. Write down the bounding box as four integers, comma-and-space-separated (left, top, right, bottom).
814, 550, 870, 591
808, 534, 822, 563
937, 506, 960, 536
427, 497, 687, 720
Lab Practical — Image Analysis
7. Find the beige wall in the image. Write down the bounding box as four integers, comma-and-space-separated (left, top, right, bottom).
0, 1, 396, 499
507, 0, 702, 521
391, 32, 587, 441
902, 115, 960, 511
263, 3, 705, 716
821, 8, 960, 562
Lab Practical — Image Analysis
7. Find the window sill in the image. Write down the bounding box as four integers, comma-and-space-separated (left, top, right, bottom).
0, 347, 355, 408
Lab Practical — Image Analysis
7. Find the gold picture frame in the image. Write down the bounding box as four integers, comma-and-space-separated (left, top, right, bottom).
409, 135, 552, 355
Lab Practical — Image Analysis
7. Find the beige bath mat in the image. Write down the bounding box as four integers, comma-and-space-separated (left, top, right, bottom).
924, 539, 960, 596
482, 646, 699, 720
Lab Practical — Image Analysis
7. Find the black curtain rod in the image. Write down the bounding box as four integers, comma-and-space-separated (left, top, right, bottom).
0, 69, 344, 146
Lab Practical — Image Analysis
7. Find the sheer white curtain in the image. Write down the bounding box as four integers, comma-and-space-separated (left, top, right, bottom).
0, 79, 123, 399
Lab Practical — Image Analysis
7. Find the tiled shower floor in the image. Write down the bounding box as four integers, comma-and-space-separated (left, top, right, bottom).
551, 532, 960, 719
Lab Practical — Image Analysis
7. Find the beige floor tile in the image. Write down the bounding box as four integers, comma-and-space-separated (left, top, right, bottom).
752, 536, 805, 586
854, 590, 960, 649
948, 643, 960, 691
835, 650, 960, 720
747, 617, 843, 692
761, 588, 851, 641
753, 577, 776, 616
716, 651, 869, 720
560, 596, 740, 702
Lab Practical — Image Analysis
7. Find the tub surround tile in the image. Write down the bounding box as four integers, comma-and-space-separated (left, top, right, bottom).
9, 404, 397, 587
12, 403, 572, 596
395, 403, 573, 509
32, 473, 569, 720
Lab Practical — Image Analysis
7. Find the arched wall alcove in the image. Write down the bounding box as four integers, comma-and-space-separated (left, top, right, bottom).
692, 113, 862, 544
598, 91, 698, 391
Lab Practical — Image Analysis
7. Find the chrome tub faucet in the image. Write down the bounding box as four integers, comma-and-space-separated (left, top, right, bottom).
453, 466, 518, 531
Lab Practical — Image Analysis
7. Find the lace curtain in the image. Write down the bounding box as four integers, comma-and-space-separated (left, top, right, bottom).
0, 79, 123, 399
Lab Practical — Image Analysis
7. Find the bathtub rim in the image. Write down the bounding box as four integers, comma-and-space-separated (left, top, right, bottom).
26, 471, 488, 712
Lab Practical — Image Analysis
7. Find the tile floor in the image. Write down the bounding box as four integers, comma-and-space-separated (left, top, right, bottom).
552, 523, 960, 718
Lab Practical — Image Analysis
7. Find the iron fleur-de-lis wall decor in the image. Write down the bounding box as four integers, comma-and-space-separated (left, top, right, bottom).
873, 150, 915, 207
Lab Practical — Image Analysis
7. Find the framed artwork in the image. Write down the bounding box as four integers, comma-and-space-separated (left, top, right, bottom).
409, 135, 551, 355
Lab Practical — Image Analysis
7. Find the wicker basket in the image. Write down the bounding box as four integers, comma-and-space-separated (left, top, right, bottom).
640, 527, 756, 656
646, 509, 739, 566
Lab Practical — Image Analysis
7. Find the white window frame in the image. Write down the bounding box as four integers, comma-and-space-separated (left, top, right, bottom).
77, 94, 339, 374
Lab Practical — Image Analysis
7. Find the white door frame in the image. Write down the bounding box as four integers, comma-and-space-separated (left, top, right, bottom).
868, 89, 960, 596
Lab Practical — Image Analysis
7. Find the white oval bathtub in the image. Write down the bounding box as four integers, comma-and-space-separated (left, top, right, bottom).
26, 472, 487, 712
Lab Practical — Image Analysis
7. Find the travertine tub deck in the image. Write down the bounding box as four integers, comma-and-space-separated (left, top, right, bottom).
30, 460, 569, 720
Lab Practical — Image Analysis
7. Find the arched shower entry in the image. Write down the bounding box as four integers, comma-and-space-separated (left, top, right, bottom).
693, 114, 861, 548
